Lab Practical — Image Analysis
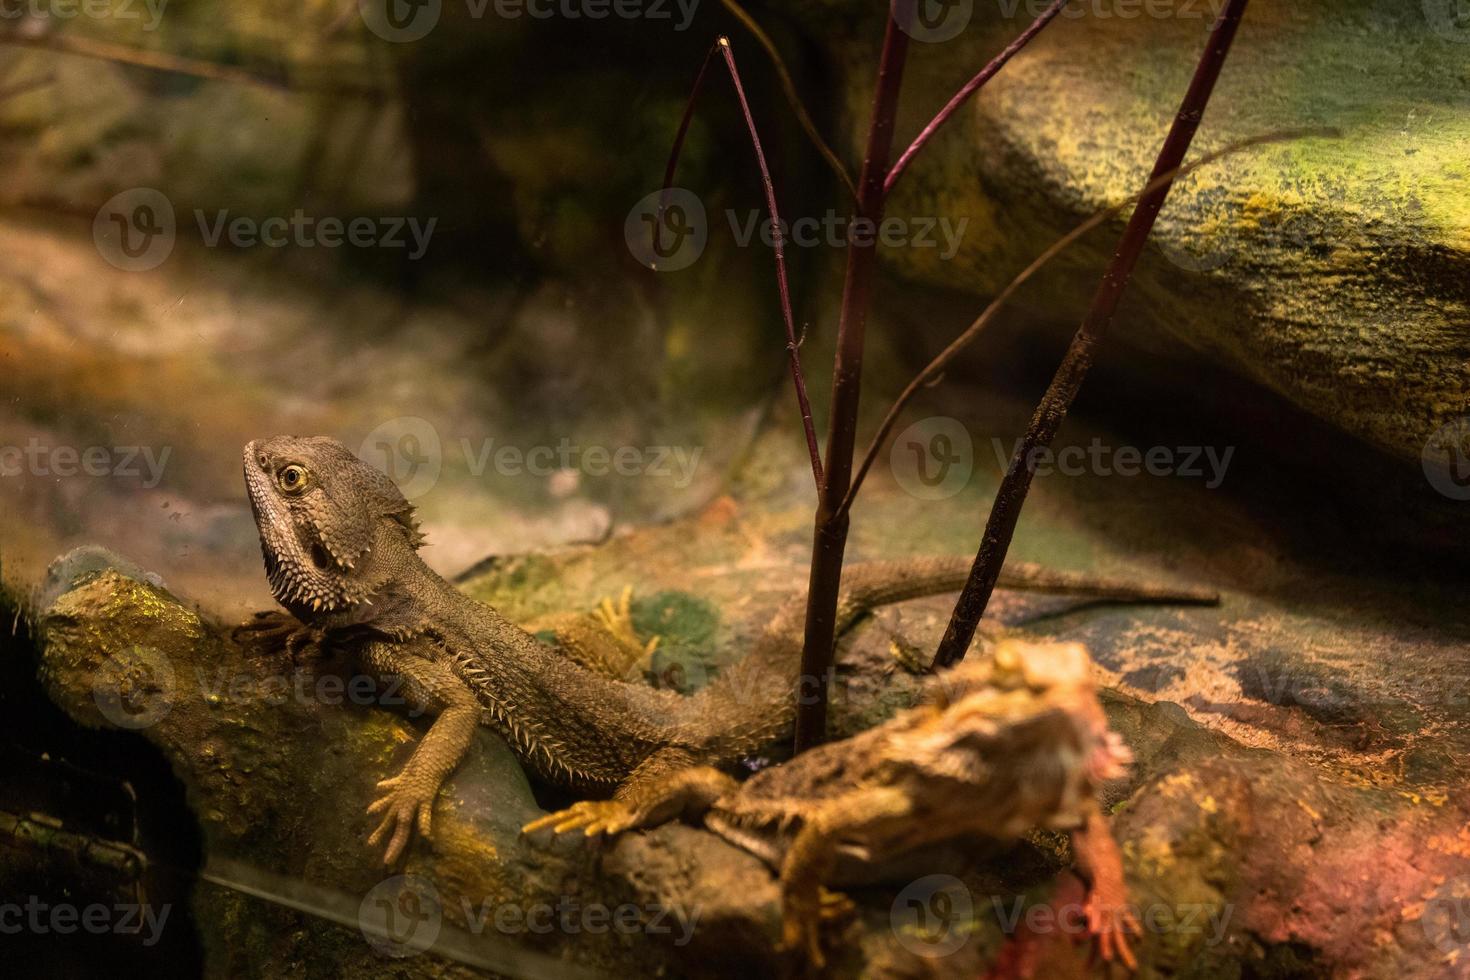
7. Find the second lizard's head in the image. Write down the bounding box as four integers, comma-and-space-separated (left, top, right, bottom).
244, 436, 424, 617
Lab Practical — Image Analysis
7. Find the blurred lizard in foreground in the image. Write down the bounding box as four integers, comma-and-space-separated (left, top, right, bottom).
528, 640, 1141, 970
241, 435, 1214, 866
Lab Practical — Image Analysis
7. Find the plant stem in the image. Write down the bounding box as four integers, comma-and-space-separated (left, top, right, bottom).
885, 0, 1068, 197
793, 7, 909, 751
660, 39, 824, 489
720, 0, 858, 201
838, 127, 1327, 519
932, 0, 1252, 669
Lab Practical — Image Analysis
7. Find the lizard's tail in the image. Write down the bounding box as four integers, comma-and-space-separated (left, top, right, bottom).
687, 557, 1216, 758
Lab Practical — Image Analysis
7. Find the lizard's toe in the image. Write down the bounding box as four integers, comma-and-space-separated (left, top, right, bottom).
367, 777, 437, 864
1086, 896, 1140, 971
522, 800, 640, 840
780, 896, 827, 968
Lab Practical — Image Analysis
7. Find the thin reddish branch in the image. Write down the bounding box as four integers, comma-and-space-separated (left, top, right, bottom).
932, 0, 1253, 669
717, 38, 825, 491
659, 38, 824, 491
884, 0, 1068, 197
720, 0, 858, 200
793, 8, 910, 752
838, 126, 1330, 519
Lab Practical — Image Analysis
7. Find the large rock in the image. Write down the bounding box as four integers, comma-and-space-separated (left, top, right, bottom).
798, 0, 1470, 465
27, 508, 1470, 976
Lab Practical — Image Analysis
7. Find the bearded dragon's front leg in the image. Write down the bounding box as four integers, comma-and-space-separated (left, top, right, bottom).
360, 640, 481, 864
779, 788, 912, 968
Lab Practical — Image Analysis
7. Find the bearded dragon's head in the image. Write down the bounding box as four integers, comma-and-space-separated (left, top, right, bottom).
895, 641, 1133, 819
244, 436, 424, 617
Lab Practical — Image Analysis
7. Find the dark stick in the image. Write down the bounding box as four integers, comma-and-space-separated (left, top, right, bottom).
793, 7, 910, 751
885, 0, 1068, 196
658, 39, 825, 490
932, 0, 1252, 669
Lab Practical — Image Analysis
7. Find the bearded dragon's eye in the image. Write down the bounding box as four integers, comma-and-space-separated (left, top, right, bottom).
277, 464, 309, 493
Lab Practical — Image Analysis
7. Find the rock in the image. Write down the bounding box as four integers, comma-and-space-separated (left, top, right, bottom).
33, 550, 669, 977
27, 533, 1470, 976
0, 5, 410, 215
797, 0, 1470, 464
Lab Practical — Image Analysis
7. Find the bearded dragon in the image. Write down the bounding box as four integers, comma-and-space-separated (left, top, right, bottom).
528, 640, 1141, 970
242, 436, 1215, 865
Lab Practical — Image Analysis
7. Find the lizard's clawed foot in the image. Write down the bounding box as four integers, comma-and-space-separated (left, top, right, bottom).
367, 774, 437, 865
1086, 893, 1140, 971
233, 610, 322, 660
779, 888, 831, 968
595, 587, 660, 658
521, 799, 643, 839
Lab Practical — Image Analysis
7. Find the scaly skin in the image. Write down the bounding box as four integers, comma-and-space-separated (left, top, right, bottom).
242, 436, 1216, 865
529, 640, 1142, 971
